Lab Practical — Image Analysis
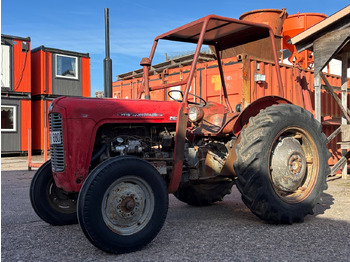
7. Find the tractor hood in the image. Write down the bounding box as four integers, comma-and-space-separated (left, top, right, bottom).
50, 96, 180, 124
49, 96, 180, 192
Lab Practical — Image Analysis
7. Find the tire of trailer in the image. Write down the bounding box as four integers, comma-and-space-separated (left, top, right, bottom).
77, 156, 168, 254
174, 181, 235, 206
29, 160, 78, 225
234, 104, 330, 224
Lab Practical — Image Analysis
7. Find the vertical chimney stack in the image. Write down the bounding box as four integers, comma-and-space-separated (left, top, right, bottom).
104, 8, 112, 98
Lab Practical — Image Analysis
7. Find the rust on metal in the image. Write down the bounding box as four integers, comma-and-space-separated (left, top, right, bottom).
233, 96, 291, 134
242, 55, 251, 108
269, 127, 319, 203
140, 58, 151, 99
168, 103, 188, 193
204, 151, 225, 178
151, 161, 167, 175
191, 112, 239, 136
220, 136, 240, 178
140, 14, 281, 106
239, 8, 288, 36
214, 45, 233, 112
115, 52, 348, 166
268, 28, 284, 97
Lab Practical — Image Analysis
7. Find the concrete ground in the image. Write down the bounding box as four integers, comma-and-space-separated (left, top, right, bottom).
1, 156, 350, 261
1, 155, 47, 171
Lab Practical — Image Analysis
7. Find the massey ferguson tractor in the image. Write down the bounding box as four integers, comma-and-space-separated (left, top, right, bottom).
30, 15, 330, 254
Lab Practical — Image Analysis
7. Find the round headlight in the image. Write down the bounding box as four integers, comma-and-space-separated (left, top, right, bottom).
189, 107, 204, 122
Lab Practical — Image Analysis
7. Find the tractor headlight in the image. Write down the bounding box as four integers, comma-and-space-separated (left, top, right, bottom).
189, 106, 204, 122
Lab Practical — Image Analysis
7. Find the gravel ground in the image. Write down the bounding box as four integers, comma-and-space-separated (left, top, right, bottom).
1, 156, 350, 261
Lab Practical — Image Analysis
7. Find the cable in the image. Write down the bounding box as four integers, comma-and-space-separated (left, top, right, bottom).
14, 48, 28, 91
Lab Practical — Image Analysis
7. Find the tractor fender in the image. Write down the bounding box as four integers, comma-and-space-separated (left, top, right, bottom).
233, 96, 291, 135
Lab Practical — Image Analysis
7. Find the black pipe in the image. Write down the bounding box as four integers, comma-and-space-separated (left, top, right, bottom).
104, 8, 112, 98
91, 143, 108, 163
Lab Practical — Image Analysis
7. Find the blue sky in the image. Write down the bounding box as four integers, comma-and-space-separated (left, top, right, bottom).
1, 0, 348, 96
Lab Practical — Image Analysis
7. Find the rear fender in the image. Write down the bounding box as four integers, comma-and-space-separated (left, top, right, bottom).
233, 96, 291, 135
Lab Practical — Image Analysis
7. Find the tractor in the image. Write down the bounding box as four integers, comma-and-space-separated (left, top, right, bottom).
30, 15, 330, 254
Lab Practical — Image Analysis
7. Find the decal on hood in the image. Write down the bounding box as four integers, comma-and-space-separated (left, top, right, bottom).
116, 113, 164, 117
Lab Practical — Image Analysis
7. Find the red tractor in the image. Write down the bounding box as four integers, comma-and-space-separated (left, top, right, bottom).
30, 15, 330, 254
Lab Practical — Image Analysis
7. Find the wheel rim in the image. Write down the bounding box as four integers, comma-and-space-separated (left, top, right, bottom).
269, 127, 319, 204
47, 178, 77, 214
102, 175, 154, 236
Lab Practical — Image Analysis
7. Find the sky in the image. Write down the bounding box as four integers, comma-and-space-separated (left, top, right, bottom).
1, 0, 349, 96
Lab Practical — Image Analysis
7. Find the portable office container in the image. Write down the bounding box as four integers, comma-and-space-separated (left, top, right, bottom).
1, 34, 31, 93
31, 97, 53, 152
31, 46, 90, 97
31, 46, 91, 151
1, 97, 31, 154
1, 34, 31, 154
113, 56, 349, 165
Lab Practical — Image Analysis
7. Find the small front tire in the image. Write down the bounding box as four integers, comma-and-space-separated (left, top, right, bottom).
30, 160, 78, 225
77, 156, 168, 254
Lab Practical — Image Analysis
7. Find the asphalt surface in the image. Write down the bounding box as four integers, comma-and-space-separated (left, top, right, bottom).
1, 167, 350, 262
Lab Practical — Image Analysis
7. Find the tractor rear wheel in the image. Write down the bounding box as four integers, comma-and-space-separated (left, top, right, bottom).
174, 181, 234, 206
77, 156, 168, 254
234, 104, 330, 224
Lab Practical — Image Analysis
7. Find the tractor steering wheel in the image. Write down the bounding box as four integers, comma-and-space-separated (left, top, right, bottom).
168, 90, 207, 106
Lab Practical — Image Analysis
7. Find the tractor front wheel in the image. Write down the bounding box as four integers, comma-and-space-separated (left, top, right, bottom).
234, 104, 330, 224
77, 156, 168, 254
30, 160, 78, 225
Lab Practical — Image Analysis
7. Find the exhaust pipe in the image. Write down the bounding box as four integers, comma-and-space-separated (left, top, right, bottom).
104, 8, 112, 98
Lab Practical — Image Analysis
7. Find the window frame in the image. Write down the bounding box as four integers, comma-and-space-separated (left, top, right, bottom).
55, 54, 78, 80
1, 43, 13, 89
1, 105, 17, 132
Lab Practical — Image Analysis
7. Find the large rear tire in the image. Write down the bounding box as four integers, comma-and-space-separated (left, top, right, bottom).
30, 160, 78, 225
174, 181, 234, 206
77, 156, 168, 254
234, 104, 330, 224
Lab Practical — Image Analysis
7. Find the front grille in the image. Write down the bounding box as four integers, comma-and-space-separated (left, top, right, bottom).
49, 113, 65, 172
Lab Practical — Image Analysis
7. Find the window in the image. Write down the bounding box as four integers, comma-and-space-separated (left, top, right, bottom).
1, 44, 11, 88
56, 54, 78, 79
1, 105, 16, 132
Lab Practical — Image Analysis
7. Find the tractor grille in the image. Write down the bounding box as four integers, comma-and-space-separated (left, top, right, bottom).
49, 113, 65, 172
